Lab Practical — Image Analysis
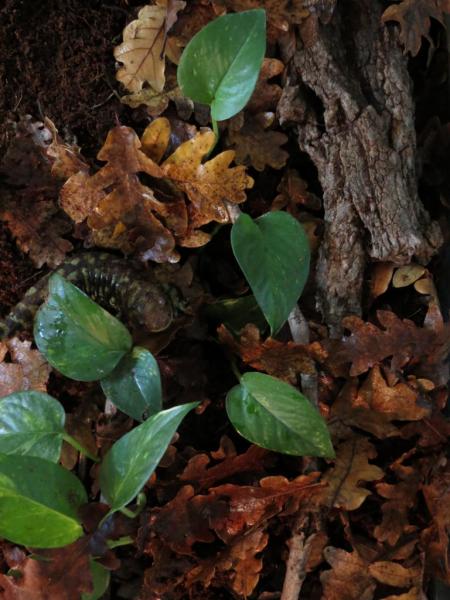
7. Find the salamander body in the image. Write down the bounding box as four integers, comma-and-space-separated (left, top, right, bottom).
0, 252, 175, 339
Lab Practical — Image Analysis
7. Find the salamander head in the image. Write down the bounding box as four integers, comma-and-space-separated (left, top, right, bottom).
129, 283, 174, 333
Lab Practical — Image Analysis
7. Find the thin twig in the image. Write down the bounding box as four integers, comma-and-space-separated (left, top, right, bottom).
280, 307, 320, 600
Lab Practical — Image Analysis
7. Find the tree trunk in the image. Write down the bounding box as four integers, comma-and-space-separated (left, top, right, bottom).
278, 0, 442, 333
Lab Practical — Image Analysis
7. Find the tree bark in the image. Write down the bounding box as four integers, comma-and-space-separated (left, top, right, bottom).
278, 0, 442, 333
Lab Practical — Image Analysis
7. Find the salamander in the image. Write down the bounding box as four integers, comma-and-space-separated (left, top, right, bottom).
0, 252, 175, 340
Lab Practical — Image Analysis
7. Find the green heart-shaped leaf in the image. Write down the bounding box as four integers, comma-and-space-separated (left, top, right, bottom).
177, 9, 266, 121
34, 274, 132, 381
226, 372, 334, 457
100, 403, 198, 513
101, 347, 162, 421
0, 391, 65, 462
0, 453, 87, 548
231, 211, 310, 334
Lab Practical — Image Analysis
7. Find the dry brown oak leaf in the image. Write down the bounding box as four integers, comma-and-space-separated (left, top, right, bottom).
320, 309, 450, 382
320, 436, 384, 511
0, 538, 92, 600
218, 323, 315, 384
114, 0, 185, 93
60, 119, 253, 260
226, 113, 289, 171
321, 547, 376, 600
0, 338, 51, 397
382, 0, 450, 56
246, 58, 284, 113
186, 527, 268, 597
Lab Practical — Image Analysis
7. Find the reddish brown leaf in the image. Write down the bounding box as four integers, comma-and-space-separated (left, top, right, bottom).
321, 309, 450, 383
356, 366, 431, 421
0, 539, 92, 600
218, 323, 315, 384
382, 0, 450, 56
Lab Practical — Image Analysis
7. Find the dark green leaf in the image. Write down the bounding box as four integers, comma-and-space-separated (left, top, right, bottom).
101, 347, 162, 421
0, 453, 87, 548
231, 212, 310, 334
0, 391, 65, 462
82, 561, 110, 600
205, 295, 267, 334
226, 372, 334, 457
177, 9, 266, 121
34, 274, 132, 381
100, 403, 198, 512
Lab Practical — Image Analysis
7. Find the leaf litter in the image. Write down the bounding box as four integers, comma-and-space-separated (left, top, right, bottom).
0, 1, 449, 598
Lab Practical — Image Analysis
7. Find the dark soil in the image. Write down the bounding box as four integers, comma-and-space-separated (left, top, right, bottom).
0, 0, 140, 157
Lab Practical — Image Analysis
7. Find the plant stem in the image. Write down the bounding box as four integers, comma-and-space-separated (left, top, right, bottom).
230, 358, 242, 383
119, 506, 139, 519
107, 536, 134, 549
212, 118, 219, 143
63, 433, 99, 463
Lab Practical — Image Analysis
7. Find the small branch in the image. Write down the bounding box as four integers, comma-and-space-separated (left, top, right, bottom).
280, 526, 316, 600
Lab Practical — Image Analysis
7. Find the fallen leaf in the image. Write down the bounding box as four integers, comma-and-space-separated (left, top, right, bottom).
272, 168, 322, 214
0, 338, 51, 397
321, 310, 450, 382
382, 0, 450, 56
369, 263, 395, 302
246, 58, 284, 113
226, 113, 289, 171
114, 3, 168, 93
186, 528, 268, 596
356, 366, 431, 421
329, 379, 400, 440
44, 118, 89, 180
0, 538, 92, 600
162, 128, 253, 237
320, 547, 376, 600
218, 323, 315, 384
321, 437, 384, 511
369, 560, 420, 588
392, 264, 426, 288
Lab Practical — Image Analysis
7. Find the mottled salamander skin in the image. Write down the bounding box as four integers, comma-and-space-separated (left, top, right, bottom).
0, 252, 175, 340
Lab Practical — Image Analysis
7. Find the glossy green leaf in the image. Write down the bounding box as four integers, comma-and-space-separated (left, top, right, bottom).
34, 274, 132, 381
82, 561, 110, 600
177, 9, 266, 121
101, 347, 162, 421
0, 391, 65, 462
226, 373, 334, 457
0, 453, 87, 548
100, 403, 198, 512
231, 211, 310, 334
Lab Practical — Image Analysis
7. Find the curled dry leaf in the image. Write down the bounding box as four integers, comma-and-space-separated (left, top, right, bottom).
392, 264, 426, 288
320, 547, 376, 600
369, 262, 395, 303
226, 113, 289, 171
45, 117, 89, 180
382, 0, 450, 56
0, 337, 51, 397
114, 1, 185, 93
321, 436, 384, 511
